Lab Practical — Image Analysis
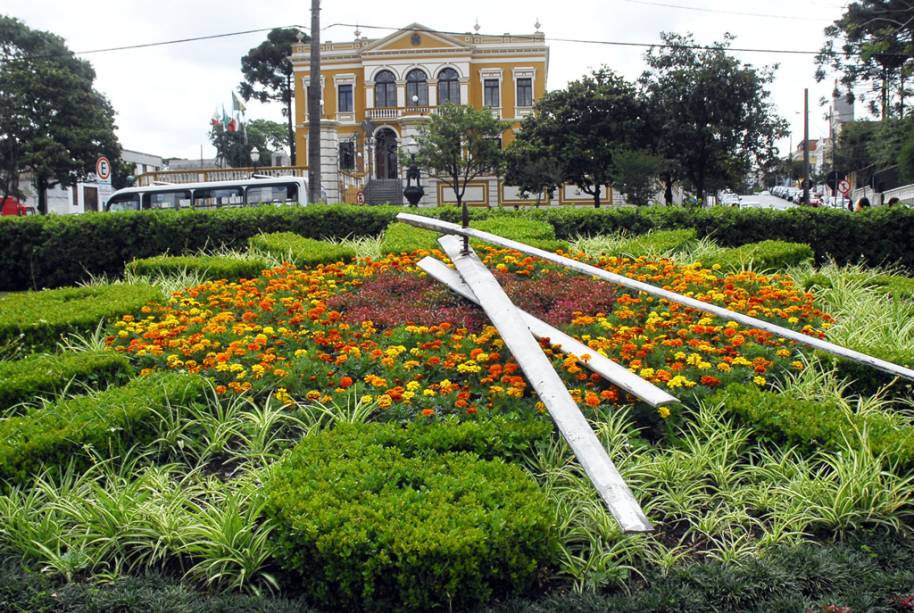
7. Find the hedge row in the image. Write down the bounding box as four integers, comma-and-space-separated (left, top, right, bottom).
380, 222, 441, 255
0, 372, 206, 485
264, 418, 555, 611
803, 271, 914, 300
701, 240, 814, 273
593, 228, 697, 258
711, 383, 914, 466
0, 284, 161, 354
3, 205, 913, 290
516, 206, 914, 270
126, 254, 271, 281
381, 216, 565, 256
248, 232, 355, 266
0, 350, 133, 410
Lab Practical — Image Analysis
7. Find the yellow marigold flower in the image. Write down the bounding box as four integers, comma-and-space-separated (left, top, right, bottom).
753, 376, 767, 386
306, 390, 321, 400
658, 406, 671, 419
406, 381, 420, 392
377, 394, 393, 409
422, 389, 437, 397
360, 394, 374, 404
263, 326, 275, 335
791, 360, 804, 369
639, 367, 656, 379
717, 362, 732, 372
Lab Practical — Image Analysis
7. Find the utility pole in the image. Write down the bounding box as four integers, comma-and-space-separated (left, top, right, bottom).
308, 0, 322, 203
802, 88, 810, 206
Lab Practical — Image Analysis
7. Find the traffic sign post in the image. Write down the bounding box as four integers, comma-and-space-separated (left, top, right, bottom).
95, 156, 112, 182
356, 190, 365, 205
838, 179, 850, 197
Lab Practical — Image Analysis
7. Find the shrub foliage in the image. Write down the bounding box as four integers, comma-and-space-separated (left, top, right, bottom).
0, 372, 206, 485
248, 232, 355, 266
126, 254, 270, 281
0, 284, 161, 353
712, 383, 914, 466
264, 420, 556, 611
701, 240, 814, 272
0, 350, 133, 409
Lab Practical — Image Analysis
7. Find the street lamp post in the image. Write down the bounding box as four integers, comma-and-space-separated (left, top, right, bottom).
403, 136, 424, 207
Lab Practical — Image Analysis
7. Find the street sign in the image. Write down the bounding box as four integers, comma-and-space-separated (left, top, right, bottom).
356, 190, 365, 204
95, 156, 112, 183
838, 179, 850, 196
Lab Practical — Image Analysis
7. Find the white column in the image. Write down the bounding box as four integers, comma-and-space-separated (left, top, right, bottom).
365, 83, 375, 110
459, 79, 469, 106
428, 80, 438, 107
396, 81, 406, 107
319, 121, 340, 203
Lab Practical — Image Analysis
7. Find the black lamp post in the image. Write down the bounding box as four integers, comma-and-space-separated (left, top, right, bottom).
403, 137, 424, 206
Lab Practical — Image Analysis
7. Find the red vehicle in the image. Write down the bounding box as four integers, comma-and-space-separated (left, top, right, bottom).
1, 197, 37, 216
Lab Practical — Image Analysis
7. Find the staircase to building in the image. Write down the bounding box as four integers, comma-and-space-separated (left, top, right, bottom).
364, 179, 403, 205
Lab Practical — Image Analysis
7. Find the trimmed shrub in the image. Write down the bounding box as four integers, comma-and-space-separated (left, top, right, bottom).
264, 419, 555, 611
380, 221, 442, 255
4, 205, 913, 290
473, 216, 567, 252
701, 240, 814, 272
0, 284, 161, 353
711, 383, 914, 466
0, 350, 133, 410
803, 271, 914, 300
248, 232, 355, 266
0, 372, 206, 485
824, 346, 914, 399
126, 254, 270, 281
601, 229, 698, 258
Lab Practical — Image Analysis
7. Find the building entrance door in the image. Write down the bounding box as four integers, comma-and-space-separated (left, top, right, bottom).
374, 128, 398, 179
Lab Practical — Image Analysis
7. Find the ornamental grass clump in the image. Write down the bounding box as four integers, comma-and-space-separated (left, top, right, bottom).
264, 421, 557, 611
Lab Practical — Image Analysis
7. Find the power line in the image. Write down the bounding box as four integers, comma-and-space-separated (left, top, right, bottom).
619, 0, 831, 22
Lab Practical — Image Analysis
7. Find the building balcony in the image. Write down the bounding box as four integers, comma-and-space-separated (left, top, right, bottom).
365, 106, 434, 120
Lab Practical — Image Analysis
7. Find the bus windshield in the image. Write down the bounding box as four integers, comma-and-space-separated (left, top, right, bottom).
106, 193, 141, 212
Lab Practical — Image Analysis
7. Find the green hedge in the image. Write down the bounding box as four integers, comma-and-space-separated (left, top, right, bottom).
0, 372, 206, 485
264, 419, 555, 611
0, 284, 161, 354
603, 229, 698, 258
381, 216, 565, 256
0, 350, 133, 410
380, 221, 442, 255
126, 254, 271, 281
472, 217, 567, 252
517, 206, 914, 270
711, 383, 914, 466
803, 271, 914, 300
248, 232, 355, 266
4, 205, 913, 290
700, 240, 814, 272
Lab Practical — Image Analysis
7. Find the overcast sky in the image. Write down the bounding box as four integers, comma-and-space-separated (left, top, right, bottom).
4, 0, 853, 161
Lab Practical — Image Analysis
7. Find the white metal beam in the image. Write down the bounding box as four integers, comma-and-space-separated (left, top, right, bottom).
437, 235, 652, 532
399, 213, 914, 383
417, 255, 679, 408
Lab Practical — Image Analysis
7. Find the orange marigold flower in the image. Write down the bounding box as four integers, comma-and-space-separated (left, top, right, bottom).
421, 408, 435, 417
339, 376, 353, 388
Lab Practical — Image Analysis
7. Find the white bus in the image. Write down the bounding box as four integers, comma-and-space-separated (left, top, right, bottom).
104, 176, 311, 212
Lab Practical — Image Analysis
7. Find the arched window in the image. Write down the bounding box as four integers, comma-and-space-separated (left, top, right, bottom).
405, 69, 428, 106
374, 70, 396, 108
437, 67, 460, 105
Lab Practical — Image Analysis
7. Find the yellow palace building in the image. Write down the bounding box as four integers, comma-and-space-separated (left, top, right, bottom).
291, 22, 558, 206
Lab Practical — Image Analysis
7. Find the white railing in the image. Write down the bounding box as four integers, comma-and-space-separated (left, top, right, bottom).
365, 106, 434, 120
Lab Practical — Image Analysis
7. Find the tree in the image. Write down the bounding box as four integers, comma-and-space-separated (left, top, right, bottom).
816, 1, 914, 120
611, 149, 665, 205
511, 68, 647, 207
247, 118, 290, 153
898, 138, 914, 182
413, 103, 509, 212
641, 33, 788, 202
239, 28, 305, 165
504, 140, 563, 207
209, 118, 291, 168
0, 16, 124, 213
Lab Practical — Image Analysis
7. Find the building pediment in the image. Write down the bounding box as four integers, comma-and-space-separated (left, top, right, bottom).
362, 23, 471, 54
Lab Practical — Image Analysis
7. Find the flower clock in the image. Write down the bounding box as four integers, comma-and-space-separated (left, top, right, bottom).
108, 247, 831, 423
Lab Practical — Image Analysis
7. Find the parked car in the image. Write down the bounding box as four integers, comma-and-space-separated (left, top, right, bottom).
719, 191, 741, 206
1, 197, 37, 216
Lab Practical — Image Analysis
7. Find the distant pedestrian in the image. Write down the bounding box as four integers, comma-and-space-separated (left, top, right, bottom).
854, 196, 871, 212
887, 197, 900, 207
